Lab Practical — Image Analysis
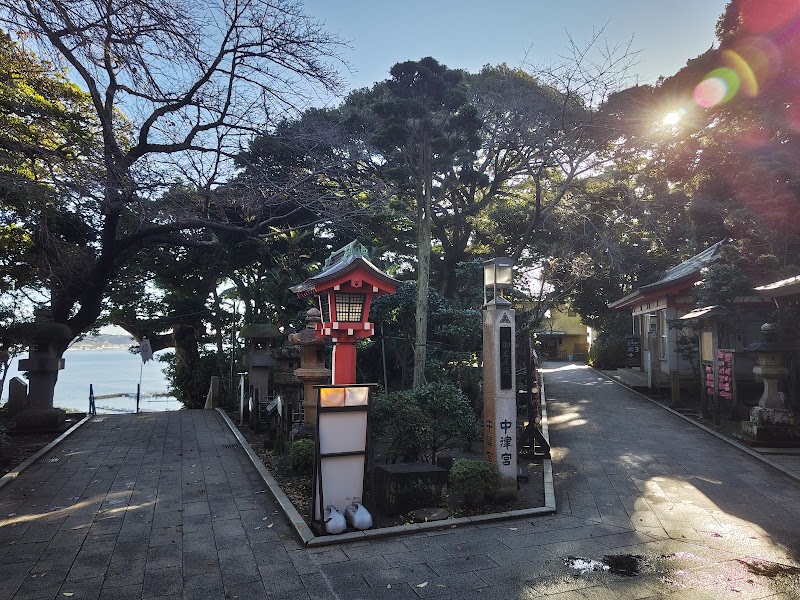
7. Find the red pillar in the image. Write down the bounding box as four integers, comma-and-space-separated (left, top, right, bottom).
332, 341, 357, 385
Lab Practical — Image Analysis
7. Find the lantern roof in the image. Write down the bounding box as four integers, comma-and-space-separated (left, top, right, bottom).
290, 240, 399, 298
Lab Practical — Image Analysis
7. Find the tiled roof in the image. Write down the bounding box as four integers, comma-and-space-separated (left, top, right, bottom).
609, 240, 726, 309
640, 240, 726, 292
755, 274, 800, 296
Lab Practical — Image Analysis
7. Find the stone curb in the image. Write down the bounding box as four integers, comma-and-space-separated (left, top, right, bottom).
220, 388, 557, 547
0, 414, 92, 492
540, 374, 556, 511
593, 367, 800, 486
215, 408, 316, 544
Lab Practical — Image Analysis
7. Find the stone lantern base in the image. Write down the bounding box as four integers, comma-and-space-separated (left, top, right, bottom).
290, 422, 316, 442
13, 408, 67, 432
741, 407, 800, 445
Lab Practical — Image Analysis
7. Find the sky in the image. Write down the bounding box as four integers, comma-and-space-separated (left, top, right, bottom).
302, 0, 730, 102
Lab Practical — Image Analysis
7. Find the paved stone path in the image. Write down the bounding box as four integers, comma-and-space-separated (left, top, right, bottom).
1, 364, 799, 599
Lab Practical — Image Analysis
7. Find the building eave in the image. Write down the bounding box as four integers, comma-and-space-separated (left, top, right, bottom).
755, 275, 800, 298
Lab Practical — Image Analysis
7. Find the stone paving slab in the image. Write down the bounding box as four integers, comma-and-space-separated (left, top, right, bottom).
2, 365, 800, 599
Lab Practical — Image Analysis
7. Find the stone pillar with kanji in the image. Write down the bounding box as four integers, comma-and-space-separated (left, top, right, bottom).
482, 296, 517, 499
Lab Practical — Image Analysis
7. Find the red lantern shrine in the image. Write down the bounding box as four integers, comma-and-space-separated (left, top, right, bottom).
290, 241, 398, 384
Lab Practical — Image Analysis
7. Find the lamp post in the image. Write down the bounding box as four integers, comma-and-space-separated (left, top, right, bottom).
317, 289, 367, 384
290, 241, 398, 385
482, 257, 518, 500
291, 242, 398, 534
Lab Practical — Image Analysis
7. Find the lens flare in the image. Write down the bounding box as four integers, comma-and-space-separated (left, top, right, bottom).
723, 50, 758, 96
694, 68, 740, 107
737, 0, 800, 34
786, 102, 800, 132
692, 34, 784, 110
734, 36, 783, 90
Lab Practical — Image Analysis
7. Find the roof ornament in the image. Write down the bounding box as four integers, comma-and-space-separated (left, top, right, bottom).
323, 240, 370, 269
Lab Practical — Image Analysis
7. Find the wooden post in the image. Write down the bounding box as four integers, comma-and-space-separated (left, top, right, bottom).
670, 370, 681, 408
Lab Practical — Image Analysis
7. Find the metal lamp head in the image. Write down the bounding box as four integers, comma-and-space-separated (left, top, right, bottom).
483, 257, 514, 305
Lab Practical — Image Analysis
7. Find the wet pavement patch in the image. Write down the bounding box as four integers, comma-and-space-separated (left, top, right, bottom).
602, 554, 644, 577
566, 554, 651, 577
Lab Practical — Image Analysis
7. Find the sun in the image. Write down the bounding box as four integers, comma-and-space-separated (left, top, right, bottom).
662, 110, 684, 126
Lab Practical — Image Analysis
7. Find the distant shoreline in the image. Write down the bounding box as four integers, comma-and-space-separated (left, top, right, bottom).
4, 346, 176, 412
68, 344, 135, 351
67, 333, 139, 352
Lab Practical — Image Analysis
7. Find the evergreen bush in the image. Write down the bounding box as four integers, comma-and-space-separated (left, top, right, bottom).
450, 459, 500, 505
588, 334, 627, 369
291, 439, 314, 475
372, 380, 479, 463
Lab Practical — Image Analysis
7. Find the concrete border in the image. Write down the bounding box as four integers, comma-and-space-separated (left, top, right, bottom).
540, 374, 556, 511
593, 367, 800, 485
219, 387, 557, 547
215, 408, 316, 544
0, 414, 91, 492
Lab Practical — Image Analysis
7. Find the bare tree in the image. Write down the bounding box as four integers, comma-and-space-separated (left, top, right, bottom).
510, 30, 640, 261
0, 0, 349, 404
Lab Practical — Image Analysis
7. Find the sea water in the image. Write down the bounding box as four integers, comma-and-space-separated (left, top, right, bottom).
2, 348, 181, 414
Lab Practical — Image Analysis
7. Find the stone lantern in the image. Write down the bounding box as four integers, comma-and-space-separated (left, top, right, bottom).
15, 321, 73, 431
240, 323, 281, 426
741, 323, 799, 444
287, 308, 331, 435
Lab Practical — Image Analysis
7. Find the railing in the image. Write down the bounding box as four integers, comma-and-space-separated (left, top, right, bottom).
87, 384, 177, 414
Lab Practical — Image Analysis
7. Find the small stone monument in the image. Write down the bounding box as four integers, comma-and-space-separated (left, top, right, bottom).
272, 344, 302, 440
7, 377, 28, 416
741, 323, 800, 444
482, 258, 518, 500
287, 308, 331, 437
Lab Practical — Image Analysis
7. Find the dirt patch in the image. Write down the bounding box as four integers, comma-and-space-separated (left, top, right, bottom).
0, 412, 85, 477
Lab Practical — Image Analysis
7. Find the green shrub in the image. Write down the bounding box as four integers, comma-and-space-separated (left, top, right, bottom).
450, 459, 500, 505
291, 439, 314, 474
372, 381, 480, 463
588, 334, 626, 369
